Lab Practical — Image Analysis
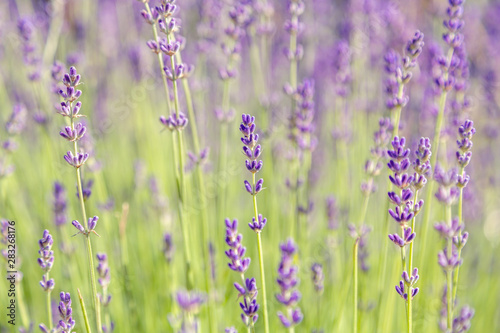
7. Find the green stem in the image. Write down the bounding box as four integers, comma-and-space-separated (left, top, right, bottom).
407, 189, 419, 333
46, 273, 52, 330
78, 288, 92, 333
71, 111, 102, 333
167, 32, 195, 290
353, 238, 359, 333
42, 0, 64, 65
420, 47, 455, 257
446, 204, 453, 330
452, 166, 465, 304
252, 173, 269, 333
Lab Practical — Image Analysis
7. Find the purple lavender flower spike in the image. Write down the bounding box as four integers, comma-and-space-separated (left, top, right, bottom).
249, 214, 267, 232
224, 218, 260, 327
388, 227, 415, 248
72, 220, 85, 234
225, 219, 251, 273
5, 104, 27, 135
97, 253, 112, 307
175, 289, 206, 330
163, 233, 175, 263
276, 238, 303, 328
159, 112, 189, 131
56, 292, 76, 332
38, 230, 55, 275
63, 151, 89, 168
311, 263, 324, 294
325, 196, 339, 229
53, 182, 67, 227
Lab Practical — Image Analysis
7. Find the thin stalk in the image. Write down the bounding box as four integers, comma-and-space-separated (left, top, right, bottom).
452, 166, 465, 304
17, 282, 30, 329
144, 2, 195, 290
46, 273, 53, 330
446, 204, 453, 330
78, 288, 92, 333
42, 0, 64, 66
71, 109, 102, 333
353, 238, 359, 333
167, 31, 196, 291
407, 189, 419, 333
252, 173, 270, 333
420, 47, 455, 256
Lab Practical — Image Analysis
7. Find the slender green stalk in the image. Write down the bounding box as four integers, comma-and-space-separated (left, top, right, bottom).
446, 204, 453, 330
42, 0, 64, 66
17, 282, 30, 329
353, 238, 359, 333
46, 272, 53, 330
252, 173, 270, 333
71, 108, 102, 333
420, 47, 455, 256
407, 189, 419, 333
78, 288, 92, 333
452, 166, 465, 304
144, 2, 195, 290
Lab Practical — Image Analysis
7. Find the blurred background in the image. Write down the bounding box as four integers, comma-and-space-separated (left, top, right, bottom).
0, 0, 499, 332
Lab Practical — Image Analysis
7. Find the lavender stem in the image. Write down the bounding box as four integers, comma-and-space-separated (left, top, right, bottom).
353, 238, 359, 333
446, 204, 453, 330
452, 165, 465, 304
420, 47, 455, 257
71, 106, 102, 333
46, 272, 52, 330
252, 172, 270, 333
77, 288, 92, 333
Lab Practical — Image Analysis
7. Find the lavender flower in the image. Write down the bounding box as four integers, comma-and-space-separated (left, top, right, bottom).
163, 233, 175, 263
38, 230, 54, 280
97, 253, 114, 332
175, 290, 206, 331
387, 137, 415, 227
394, 268, 419, 301
40, 292, 76, 333
311, 263, 324, 294
325, 196, 338, 230
224, 219, 259, 327
240, 114, 265, 198
361, 117, 392, 195
276, 239, 303, 328
53, 182, 67, 227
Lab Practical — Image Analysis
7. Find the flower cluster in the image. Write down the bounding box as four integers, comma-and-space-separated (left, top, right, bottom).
240, 114, 265, 198
97, 253, 114, 332
17, 17, 40, 81
288, 79, 317, 152
361, 117, 392, 195
384, 30, 424, 110
53, 182, 67, 227
284, 0, 305, 63
40, 292, 76, 333
387, 137, 415, 228
1, 104, 27, 178
175, 290, 206, 331
276, 239, 303, 328
395, 268, 419, 301
159, 113, 188, 131
38, 230, 55, 292
224, 219, 259, 327
72, 216, 99, 237
387, 137, 431, 301
311, 263, 324, 294
325, 196, 338, 230
163, 233, 175, 263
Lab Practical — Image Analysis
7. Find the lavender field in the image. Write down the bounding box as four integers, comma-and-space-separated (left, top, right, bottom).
1, 0, 500, 332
